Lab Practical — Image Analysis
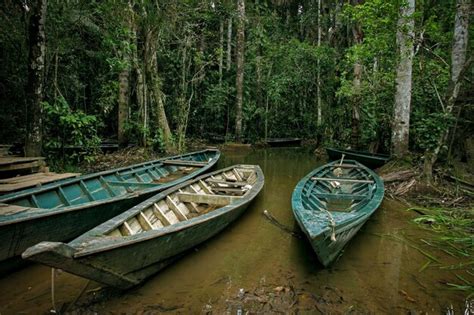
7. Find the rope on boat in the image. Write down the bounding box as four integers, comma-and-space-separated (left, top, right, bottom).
263, 210, 301, 238
324, 210, 337, 242
51, 268, 58, 314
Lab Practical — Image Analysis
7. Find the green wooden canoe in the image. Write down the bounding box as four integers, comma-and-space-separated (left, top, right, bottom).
0, 149, 220, 273
23, 164, 264, 289
291, 159, 384, 267
326, 147, 390, 169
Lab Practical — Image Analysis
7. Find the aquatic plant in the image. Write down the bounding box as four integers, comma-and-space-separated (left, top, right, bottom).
409, 206, 474, 297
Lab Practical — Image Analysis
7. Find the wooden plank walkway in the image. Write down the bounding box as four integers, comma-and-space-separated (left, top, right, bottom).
0, 172, 80, 193
0, 157, 46, 173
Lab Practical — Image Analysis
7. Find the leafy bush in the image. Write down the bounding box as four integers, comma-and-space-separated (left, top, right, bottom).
43, 97, 101, 163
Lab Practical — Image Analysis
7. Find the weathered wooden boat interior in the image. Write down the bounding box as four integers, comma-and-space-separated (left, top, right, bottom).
1, 151, 216, 211
107, 166, 259, 237
301, 163, 375, 213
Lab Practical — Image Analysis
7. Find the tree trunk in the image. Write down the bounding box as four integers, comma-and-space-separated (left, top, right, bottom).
423, 0, 470, 182
118, 70, 129, 147
176, 37, 191, 152
235, 0, 245, 142
25, 0, 47, 157
391, 0, 415, 157
219, 19, 224, 85
351, 0, 363, 149
226, 17, 232, 71
316, 0, 322, 128
149, 47, 174, 152
118, 3, 133, 147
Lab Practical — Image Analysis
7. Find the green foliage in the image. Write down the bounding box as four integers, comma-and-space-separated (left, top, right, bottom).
412, 112, 454, 151
0, 0, 469, 156
42, 97, 101, 163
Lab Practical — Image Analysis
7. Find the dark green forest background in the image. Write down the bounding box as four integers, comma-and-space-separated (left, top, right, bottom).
0, 0, 472, 172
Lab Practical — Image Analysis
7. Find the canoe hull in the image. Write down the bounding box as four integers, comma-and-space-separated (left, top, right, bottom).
295, 212, 368, 267
28, 200, 251, 289
24, 165, 264, 289
292, 160, 384, 267
0, 149, 220, 274
0, 194, 150, 270
326, 148, 389, 169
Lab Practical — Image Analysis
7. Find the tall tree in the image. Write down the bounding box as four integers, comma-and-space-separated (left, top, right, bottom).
227, 17, 232, 71
351, 0, 363, 149
423, 0, 471, 181
25, 0, 47, 157
391, 0, 415, 157
117, 3, 133, 147
235, 0, 245, 142
316, 0, 322, 128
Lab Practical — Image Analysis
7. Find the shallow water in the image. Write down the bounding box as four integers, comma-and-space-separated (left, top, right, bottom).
0, 148, 470, 314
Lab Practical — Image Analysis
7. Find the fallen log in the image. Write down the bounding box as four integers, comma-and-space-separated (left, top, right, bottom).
381, 170, 415, 183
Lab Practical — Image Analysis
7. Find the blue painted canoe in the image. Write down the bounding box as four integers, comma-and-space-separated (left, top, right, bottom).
292, 160, 384, 267
326, 147, 390, 169
23, 164, 264, 289
0, 149, 220, 273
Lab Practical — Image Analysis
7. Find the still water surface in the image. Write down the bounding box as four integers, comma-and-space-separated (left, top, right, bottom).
0, 148, 469, 313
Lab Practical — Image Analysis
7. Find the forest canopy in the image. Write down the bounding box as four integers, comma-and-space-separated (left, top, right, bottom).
0, 0, 472, 171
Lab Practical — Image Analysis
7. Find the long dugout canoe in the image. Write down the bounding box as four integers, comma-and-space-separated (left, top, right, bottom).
23, 164, 264, 289
0, 149, 220, 274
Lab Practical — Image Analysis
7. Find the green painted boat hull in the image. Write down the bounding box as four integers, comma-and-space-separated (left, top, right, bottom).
326, 147, 390, 169
23, 165, 264, 289
292, 160, 384, 267
0, 149, 220, 273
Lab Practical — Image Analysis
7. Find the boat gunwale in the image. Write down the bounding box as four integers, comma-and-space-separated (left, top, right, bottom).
69, 164, 264, 258
0, 149, 219, 201
0, 149, 220, 225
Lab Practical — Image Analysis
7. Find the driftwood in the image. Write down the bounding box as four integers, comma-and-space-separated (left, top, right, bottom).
444, 175, 474, 192
381, 170, 415, 183
392, 178, 417, 196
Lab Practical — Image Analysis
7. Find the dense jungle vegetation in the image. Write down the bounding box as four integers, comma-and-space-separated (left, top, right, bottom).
0, 0, 472, 180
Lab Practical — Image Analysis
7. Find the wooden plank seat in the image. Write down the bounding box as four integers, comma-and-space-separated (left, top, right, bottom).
329, 164, 365, 169
314, 192, 369, 200
311, 177, 374, 184
206, 178, 248, 187
162, 160, 207, 167
210, 186, 246, 195
176, 192, 240, 206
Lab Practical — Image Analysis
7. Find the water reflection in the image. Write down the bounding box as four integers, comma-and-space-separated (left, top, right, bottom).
0, 148, 469, 313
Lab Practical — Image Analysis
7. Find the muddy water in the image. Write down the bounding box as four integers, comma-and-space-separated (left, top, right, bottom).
0, 148, 470, 314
